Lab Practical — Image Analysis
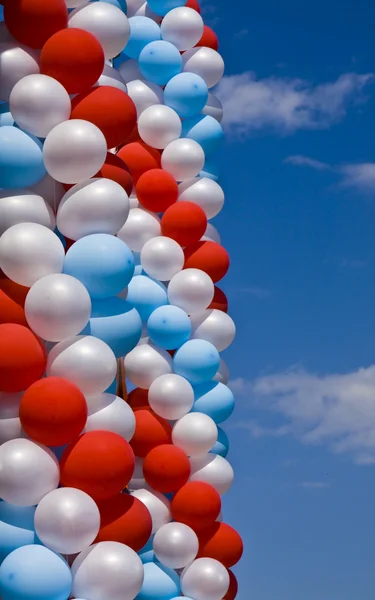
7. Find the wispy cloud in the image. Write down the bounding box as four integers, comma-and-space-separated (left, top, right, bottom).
234, 28, 249, 39
284, 155, 332, 171
217, 72, 373, 136
239, 286, 272, 299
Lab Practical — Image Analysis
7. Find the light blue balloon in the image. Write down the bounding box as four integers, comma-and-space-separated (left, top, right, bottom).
136, 562, 180, 600
64, 234, 135, 299
0, 104, 14, 127
139, 41, 182, 85
0, 545, 72, 600
92, 0, 127, 11
200, 157, 219, 181
147, 0, 186, 16
173, 339, 220, 385
83, 297, 142, 358
147, 305, 191, 349
209, 426, 229, 457
126, 17, 161, 59
181, 115, 223, 156
192, 381, 235, 424
127, 275, 168, 322
164, 73, 208, 118
0, 127, 46, 189
0, 503, 38, 564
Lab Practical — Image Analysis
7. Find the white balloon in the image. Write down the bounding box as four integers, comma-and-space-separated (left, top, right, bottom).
0, 42, 39, 102
213, 358, 229, 384
124, 343, 172, 389
34, 487, 100, 555
0, 392, 23, 444
202, 222, 221, 243
47, 335, 117, 396
190, 309, 236, 351
178, 177, 224, 219
69, 2, 130, 59
72, 542, 144, 600
65, 0, 87, 7
172, 413, 218, 458
0, 223, 64, 287
128, 457, 146, 491
181, 558, 230, 600
9, 74, 71, 138
96, 63, 128, 93
126, 79, 163, 117
118, 59, 142, 83
148, 374, 194, 420
0, 438, 59, 506
168, 268, 214, 314
57, 178, 130, 240
127, 0, 161, 21
132, 488, 171, 533
153, 522, 198, 568
162, 138, 205, 182
30, 174, 65, 213
161, 7, 204, 50
117, 207, 161, 252
202, 92, 223, 122
182, 47, 225, 88
140, 236, 184, 281
138, 104, 181, 149
85, 393, 136, 442
0, 189, 55, 236
25, 273, 92, 342
43, 119, 107, 184
189, 454, 234, 495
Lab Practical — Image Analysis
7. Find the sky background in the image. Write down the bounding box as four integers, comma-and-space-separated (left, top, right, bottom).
206, 0, 375, 598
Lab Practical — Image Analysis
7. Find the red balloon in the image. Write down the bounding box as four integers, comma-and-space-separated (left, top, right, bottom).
95, 493, 152, 551
60, 431, 135, 500
184, 241, 230, 282
123, 125, 142, 144
171, 481, 221, 531
196, 25, 219, 50
161, 201, 207, 247
4, 0, 68, 49
0, 324, 46, 393
209, 286, 228, 312
130, 408, 172, 458
224, 570, 238, 600
40, 28, 105, 94
71, 86, 137, 149
128, 388, 149, 410
186, 0, 201, 12
19, 376, 87, 446
0, 278, 29, 326
95, 152, 133, 196
197, 522, 244, 567
136, 169, 178, 212
143, 444, 190, 493
117, 142, 161, 184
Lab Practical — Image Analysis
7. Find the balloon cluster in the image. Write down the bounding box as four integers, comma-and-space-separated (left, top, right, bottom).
0, 1, 242, 599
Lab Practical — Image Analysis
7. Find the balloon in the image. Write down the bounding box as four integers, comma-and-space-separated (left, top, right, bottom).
138, 104, 181, 149
181, 115, 223, 156
209, 286, 228, 312
172, 413, 218, 458
25, 273, 91, 342
0, 223, 64, 287
117, 141, 161, 183
147, 0, 186, 16
213, 359, 229, 384
190, 309, 235, 351
127, 275, 167, 321
0, 42, 40, 102
71, 86, 137, 149
147, 305, 191, 350
95, 152, 133, 196
0, 501, 38, 563
197, 25, 219, 50
143, 444, 191, 493
139, 40, 182, 85
85, 393, 136, 441
171, 481, 221, 530
136, 169, 178, 212
0, 391, 23, 444
126, 0, 160, 19
128, 387, 150, 409
189, 454, 234, 495
161, 7, 203, 50
127, 80, 163, 119
9, 74, 71, 138
60, 431, 135, 500
19, 376, 87, 446
65, 0, 89, 7
40, 28, 105, 94
168, 269, 214, 314
173, 340, 219, 385
97, 63, 128, 92
182, 47, 224, 88
162, 138, 205, 181
140, 236, 183, 281
118, 57, 143, 82
128, 456, 146, 489
72, 542, 143, 600
4, 0, 68, 49
202, 222, 220, 243
126, 16, 161, 58
178, 177, 223, 219
196, 522, 243, 567
34, 487, 100, 555
43, 119, 107, 184
93, 0, 128, 10
132, 488, 171, 532
47, 335, 117, 396
192, 382, 234, 424
202, 92, 223, 122
130, 408, 172, 457
0, 324, 46, 393
153, 522, 198, 568
0, 189, 55, 237
148, 373, 194, 419
184, 241, 230, 283
164, 73, 208, 118
0, 126, 46, 189
125, 343, 173, 388
0, 278, 28, 327
137, 561, 180, 599
181, 557, 229, 600
224, 570, 238, 600
30, 173, 65, 213
0, 438, 59, 506
186, 0, 201, 9
209, 426, 229, 457
0, 545, 72, 600
161, 201, 207, 246
95, 493, 152, 550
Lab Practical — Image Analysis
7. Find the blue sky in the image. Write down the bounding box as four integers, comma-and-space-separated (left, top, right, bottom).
207, 0, 375, 598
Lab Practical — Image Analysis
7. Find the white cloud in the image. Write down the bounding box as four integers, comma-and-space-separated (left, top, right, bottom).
217, 72, 372, 136
230, 365, 375, 464
284, 155, 331, 171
